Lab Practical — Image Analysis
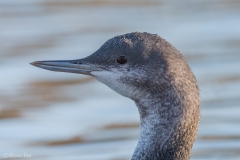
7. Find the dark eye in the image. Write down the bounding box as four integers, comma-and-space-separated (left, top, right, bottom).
117, 56, 127, 64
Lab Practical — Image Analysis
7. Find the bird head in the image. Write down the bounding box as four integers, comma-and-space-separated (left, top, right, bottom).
31, 32, 189, 101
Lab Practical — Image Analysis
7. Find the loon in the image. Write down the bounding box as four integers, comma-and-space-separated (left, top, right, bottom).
31, 32, 200, 160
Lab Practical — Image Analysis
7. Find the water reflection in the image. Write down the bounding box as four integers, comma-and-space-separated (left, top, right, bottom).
0, 0, 240, 159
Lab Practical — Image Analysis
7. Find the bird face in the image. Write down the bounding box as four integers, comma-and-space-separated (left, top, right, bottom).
31, 33, 168, 100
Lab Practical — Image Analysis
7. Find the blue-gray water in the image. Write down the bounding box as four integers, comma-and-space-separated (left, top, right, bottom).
0, 0, 240, 160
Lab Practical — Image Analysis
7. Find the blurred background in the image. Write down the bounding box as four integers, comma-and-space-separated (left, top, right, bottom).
0, 0, 240, 160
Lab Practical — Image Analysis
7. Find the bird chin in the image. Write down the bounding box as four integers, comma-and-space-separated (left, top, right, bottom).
91, 70, 134, 98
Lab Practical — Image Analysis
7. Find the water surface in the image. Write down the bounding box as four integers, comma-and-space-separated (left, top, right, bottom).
0, 0, 240, 159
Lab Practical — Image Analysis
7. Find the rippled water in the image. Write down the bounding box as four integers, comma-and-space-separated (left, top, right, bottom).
1, 0, 240, 160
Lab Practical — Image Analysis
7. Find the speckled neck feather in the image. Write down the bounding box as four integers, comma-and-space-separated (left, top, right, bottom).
132, 84, 199, 160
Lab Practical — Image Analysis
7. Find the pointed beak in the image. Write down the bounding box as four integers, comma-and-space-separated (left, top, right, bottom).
30, 60, 102, 75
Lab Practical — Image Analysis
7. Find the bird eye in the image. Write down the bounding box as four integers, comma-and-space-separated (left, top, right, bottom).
117, 56, 127, 64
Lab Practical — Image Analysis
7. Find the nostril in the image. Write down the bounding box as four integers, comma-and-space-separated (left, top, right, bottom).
72, 61, 81, 64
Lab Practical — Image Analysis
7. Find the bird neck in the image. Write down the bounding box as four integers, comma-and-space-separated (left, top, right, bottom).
131, 89, 199, 160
